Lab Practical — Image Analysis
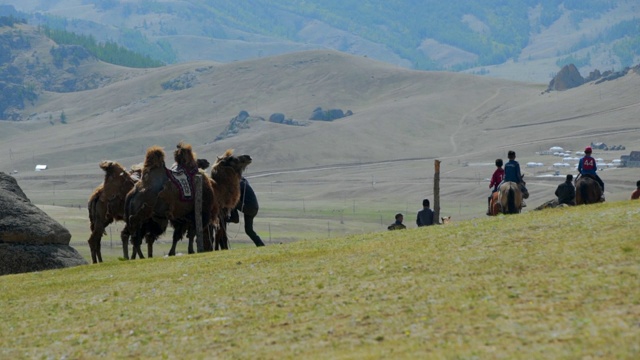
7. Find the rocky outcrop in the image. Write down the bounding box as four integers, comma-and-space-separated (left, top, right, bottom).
212, 110, 310, 142
309, 107, 353, 121
213, 110, 265, 141
0, 172, 87, 275
547, 64, 584, 91
547, 63, 640, 92
268, 112, 308, 126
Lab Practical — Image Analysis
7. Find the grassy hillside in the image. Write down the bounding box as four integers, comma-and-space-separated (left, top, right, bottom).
1, 200, 638, 358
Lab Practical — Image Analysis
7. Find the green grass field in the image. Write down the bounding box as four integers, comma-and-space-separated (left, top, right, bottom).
1, 201, 639, 359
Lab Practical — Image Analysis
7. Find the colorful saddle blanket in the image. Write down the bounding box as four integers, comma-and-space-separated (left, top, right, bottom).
166, 165, 198, 201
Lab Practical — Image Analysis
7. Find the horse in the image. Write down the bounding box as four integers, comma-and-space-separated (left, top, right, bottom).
488, 191, 501, 216
498, 181, 523, 214
575, 175, 604, 205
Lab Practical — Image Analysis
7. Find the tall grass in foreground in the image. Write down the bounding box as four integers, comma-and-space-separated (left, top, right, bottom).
1, 201, 639, 359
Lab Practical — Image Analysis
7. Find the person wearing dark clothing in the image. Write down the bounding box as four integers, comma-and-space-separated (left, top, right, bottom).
388, 213, 406, 230
503, 151, 523, 183
228, 177, 265, 246
555, 174, 576, 206
631, 180, 640, 200
416, 199, 435, 227
503, 150, 528, 202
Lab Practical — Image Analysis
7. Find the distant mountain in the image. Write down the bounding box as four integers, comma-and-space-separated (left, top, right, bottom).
1, 1, 639, 83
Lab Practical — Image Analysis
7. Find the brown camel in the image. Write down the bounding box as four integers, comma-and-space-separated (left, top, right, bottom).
209, 149, 253, 250
87, 161, 145, 263
125, 142, 216, 259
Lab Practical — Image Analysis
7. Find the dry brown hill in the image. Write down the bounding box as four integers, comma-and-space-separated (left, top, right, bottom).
2, 50, 639, 237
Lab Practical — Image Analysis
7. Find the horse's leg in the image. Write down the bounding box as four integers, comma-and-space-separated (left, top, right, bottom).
508, 187, 516, 214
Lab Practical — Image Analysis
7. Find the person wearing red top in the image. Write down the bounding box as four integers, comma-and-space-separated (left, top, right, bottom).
578, 146, 604, 200
631, 180, 640, 200
487, 158, 504, 215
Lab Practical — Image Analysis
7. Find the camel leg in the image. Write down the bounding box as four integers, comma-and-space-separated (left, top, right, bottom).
88, 224, 105, 264
199, 224, 214, 253
120, 225, 130, 260
131, 228, 145, 260
147, 238, 153, 258
186, 224, 196, 254
168, 222, 186, 256
219, 220, 229, 250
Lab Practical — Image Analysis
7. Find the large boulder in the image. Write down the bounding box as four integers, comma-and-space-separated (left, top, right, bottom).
547, 64, 584, 91
0, 172, 87, 275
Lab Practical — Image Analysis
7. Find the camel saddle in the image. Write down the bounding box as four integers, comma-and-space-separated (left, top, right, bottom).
166, 164, 199, 201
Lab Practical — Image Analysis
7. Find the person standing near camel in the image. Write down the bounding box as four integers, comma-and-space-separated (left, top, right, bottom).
227, 177, 265, 247
416, 199, 435, 227
631, 180, 640, 200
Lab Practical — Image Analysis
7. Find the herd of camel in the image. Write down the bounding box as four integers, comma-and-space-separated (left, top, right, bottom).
87, 141, 250, 264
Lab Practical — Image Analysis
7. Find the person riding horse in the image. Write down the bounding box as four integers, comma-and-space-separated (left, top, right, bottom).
487, 158, 504, 215
503, 150, 528, 202
577, 146, 605, 200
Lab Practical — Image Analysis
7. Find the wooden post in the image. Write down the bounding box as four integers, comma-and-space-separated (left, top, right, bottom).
195, 174, 204, 252
434, 160, 441, 224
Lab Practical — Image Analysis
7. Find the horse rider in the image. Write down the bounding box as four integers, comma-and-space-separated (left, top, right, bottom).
503, 150, 528, 204
577, 146, 605, 200
555, 174, 576, 206
487, 158, 504, 215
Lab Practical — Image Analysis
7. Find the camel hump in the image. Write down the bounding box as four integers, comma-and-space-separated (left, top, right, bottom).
144, 146, 166, 169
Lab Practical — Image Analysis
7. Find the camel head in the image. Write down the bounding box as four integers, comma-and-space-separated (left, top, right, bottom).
212, 149, 252, 177
99, 160, 129, 180
174, 141, 197, 170
196, 158, 210, 170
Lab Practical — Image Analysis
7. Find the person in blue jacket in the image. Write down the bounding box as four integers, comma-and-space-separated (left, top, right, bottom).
503, 150, 528, 201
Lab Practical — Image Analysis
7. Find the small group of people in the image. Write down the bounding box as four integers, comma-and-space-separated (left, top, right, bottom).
387, 198, 435, 230
486, 150, 528, 215
485, 146, 640, 210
